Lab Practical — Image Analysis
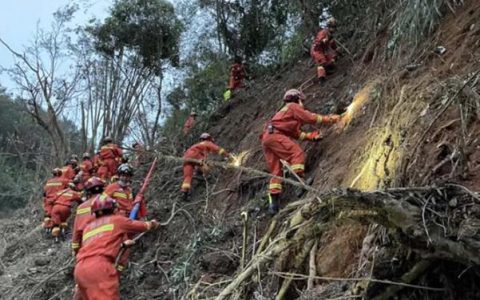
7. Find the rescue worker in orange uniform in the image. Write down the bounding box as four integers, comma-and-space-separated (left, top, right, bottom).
181, 133, 232, 201
183, 112, 197, 136
79, 153, 93, 182
131, 142, 147, 168
74, 196, 159, 300
104, 164, 135, 216
261, 89, 342, 214
50, 183, 83, 241
42, 168, 70, 231
98, 136, 123, 180
310, 17, 339, 82
61, 158, 78, 181
228, 59, 246, 91
72, 177, 105, 254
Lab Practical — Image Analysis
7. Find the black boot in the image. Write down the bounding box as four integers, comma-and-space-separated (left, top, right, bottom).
181, 191, 190, 202
267, 193, 280, 215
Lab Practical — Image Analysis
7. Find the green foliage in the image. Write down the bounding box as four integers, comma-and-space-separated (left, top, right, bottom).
89, 0, 183, 71
0, 91, 82, 213
388, 0, 453, 54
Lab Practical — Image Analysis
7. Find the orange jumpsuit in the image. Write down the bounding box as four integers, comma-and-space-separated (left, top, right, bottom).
181, 141, 229, 192
183, 116, 196, 135
80, 159, 93, 183
61, 165, 76, 181
92, 154, 101, 176
98, 143, 123, 180
43, 176, 70, 217
228, 63, 246, 90
104, 182, 133, 216
51, 188, 82, 236
261, 102, 337, 195
72, 197, 95, 253
310, 28, 338, 79
74, 215, 152, 300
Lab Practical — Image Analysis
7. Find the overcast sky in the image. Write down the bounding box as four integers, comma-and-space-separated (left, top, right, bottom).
0, 0, 112, 93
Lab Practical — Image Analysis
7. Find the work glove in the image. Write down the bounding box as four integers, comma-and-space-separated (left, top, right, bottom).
122, 239, 136, 247
324, 114, 341, 124
149, 219, 160, 230
305, 131, 323, 141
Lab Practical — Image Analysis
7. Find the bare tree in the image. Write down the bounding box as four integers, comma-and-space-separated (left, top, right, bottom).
0, 5, 80, 161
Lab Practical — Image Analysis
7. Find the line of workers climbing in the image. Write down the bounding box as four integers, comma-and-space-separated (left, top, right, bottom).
38, 17, 340, 299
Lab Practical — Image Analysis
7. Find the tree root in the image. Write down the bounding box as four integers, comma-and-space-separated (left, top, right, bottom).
213, 184, 480, 299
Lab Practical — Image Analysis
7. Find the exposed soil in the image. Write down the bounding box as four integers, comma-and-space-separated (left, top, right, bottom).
1, 1, 480, 299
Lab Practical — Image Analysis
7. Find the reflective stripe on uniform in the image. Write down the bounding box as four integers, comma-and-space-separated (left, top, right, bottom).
112, 192, 128, 199
280, 106, 289, 112
116, 264, 125, 272
46, 182, 63, 187
83, 224, 114, 242
269, 183, 282, 190
72, 242, 80, 249
76, 207, 91, 215
316, 115, 323, 124
57, 192, 73, 197
291, 164, 304, 172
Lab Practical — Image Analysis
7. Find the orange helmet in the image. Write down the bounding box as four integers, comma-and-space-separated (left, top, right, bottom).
84, 177, 105, 191
283, 89, 306, 103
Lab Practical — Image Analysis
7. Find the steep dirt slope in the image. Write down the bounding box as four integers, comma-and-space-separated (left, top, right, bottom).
1, 1, 480, 299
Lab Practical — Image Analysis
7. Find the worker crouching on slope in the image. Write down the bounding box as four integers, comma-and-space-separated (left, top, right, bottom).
72, 177, 105, 254
50, 183, 83, 242
310, 17, 339, 83
104, 163, 134, 216
74, 196, 159, 300
42, 168, 70, 231
181, 133, 233, 201
261, 89, 341, 215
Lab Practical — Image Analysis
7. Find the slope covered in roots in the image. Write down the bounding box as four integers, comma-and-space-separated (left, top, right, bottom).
1, 0, 480, 299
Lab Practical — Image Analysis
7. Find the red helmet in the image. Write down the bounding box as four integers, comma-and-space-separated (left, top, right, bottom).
283, 89, 306, 103
91, 194, 117, 214
200, 132, 213, 141
84, 177, 105, 191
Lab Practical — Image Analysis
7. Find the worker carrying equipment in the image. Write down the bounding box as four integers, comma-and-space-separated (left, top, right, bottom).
310, 17, 339, 82
73, 195, 159, 300
50, 183, 82, 241
104, 163, 135, 216
97, 136, 123, 181
71, 177, 106, 254
42, 168, 70, 231
261, 89, 341, 215
181, 133, 232, 200
183, 112, 197, 136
